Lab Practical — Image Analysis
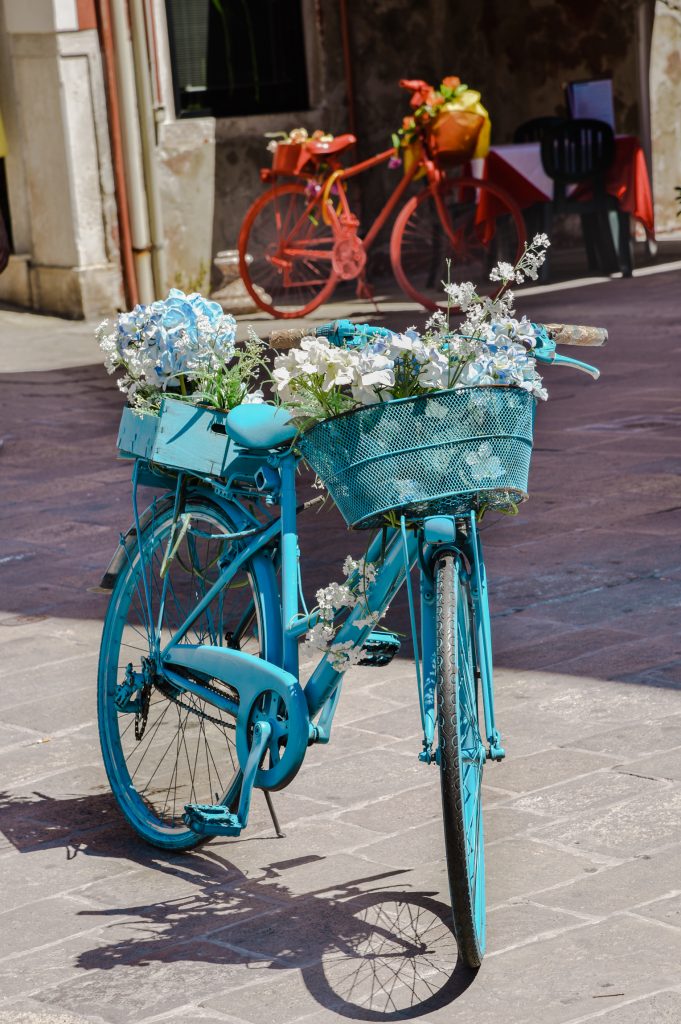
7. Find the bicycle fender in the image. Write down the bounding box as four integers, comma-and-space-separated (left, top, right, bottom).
97, 495, 176, 591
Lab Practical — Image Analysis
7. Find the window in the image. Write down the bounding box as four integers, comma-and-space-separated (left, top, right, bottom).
166, 0, 310, 118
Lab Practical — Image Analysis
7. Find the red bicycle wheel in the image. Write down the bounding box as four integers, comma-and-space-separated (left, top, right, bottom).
391, 177, 526, 312
238, 183, 338, 319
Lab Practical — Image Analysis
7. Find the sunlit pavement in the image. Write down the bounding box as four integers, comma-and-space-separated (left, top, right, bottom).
1, 267, 681, 1022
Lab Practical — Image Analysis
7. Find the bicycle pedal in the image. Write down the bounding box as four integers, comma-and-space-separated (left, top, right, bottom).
358, 630, 401, 667
183, 803, 243, 837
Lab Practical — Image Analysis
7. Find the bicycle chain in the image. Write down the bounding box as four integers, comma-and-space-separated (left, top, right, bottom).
153, 678, 238, 731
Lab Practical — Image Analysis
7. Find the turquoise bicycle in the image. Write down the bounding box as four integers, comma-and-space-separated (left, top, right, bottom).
97, 319, 604, 968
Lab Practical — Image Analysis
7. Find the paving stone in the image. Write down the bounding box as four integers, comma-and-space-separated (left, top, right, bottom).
564, 715, 681, 759
0, 895, 104, 959
349, 704, 423, 741
510, 766, 663, 819
532, 846, 681, 917
353, 820, 446, 869
615, 746, 681, 783
490, 747, 616, 796
336, 782, 441, 834
32, 943, 268, 1024
242, 851, 415, 902
292, 747, 424, 807
147, 1011, 240, 1024
301, 724, 393, 770
483, 804, 544, 840
565, 989, 681, 1023
0, 839, 142, 913
0, 735, 102, 789
205, 817, 381, 880
202, 970, 334, 1023
630, 893, 681, 930
0, 720, 44, 753
0, 1006, 105, 1024
486, 900, 591, 954
531, 786, 681, 857
486, 838, 602, 908
497, 626, 632, 673
422, 915, 681, 1024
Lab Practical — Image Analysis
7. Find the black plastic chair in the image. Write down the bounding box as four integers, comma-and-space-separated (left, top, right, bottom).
512, 119, 567, 249
513, 116, 566, 144
540, 118, 632, 278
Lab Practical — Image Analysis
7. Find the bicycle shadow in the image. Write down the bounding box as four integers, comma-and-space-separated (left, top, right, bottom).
0, 789, 475, 1018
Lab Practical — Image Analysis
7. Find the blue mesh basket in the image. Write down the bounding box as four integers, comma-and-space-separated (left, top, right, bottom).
297, 385, 535, 529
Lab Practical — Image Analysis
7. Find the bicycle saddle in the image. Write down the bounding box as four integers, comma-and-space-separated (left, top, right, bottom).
226, 404, 296, 449
306, 133, 356, 157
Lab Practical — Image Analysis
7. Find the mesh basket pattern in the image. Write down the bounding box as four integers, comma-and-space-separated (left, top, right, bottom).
298, 385, 535, 529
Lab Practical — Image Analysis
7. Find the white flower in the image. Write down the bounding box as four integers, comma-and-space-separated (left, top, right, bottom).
443, 280, 477, 310
488, 261, 516, 283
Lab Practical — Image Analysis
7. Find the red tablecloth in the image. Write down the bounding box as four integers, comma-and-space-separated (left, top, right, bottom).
476, 135, 654, 241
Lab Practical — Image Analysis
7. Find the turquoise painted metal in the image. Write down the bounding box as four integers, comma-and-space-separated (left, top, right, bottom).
98, 318, 601, 969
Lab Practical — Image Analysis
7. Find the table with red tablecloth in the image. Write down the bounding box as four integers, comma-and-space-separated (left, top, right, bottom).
473, 135, 654, 243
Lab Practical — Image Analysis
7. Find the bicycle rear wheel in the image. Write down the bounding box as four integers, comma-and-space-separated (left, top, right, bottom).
238, 183, 338, 318
98, 497, 279, 849
391, 176, 525, 311
435, 552, 486, 967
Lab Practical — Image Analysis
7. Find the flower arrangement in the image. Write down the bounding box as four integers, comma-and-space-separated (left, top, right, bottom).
265, 127, 334, 153
394, 76, 492, 165
272, 234, 551, 426
96, 289, 265, 413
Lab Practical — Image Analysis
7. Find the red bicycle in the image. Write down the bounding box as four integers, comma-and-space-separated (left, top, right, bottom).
238, 83, 525, 319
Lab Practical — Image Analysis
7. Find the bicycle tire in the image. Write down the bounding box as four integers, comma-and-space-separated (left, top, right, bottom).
98, 497, 279, 850
391, 176, 525, 312
435, 553, 486, 967
238, 182, 338, 318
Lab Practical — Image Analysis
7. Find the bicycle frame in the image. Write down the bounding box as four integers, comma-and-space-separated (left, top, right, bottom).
135, 446, 503, 774
319, 146, 468, 257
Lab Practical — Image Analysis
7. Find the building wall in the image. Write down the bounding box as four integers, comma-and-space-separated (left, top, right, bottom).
210, 0, 655, 265
650, 0, 681, 235
0, 0, 124, 317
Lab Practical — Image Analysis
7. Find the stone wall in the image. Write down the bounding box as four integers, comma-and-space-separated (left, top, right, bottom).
211, 0, 658, 263
649, 0, 681, 235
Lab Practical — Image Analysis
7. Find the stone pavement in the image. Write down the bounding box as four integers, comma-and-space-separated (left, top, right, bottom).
1, 268, 681, 1022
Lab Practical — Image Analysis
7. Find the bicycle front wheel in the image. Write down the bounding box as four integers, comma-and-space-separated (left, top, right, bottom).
98, 497, 279, 849
238, 183, 338, 318
435, 553, 486, 968
391, 177, 525, 311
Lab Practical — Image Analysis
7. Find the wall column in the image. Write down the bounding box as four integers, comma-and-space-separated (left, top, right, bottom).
0, 0, 124, 317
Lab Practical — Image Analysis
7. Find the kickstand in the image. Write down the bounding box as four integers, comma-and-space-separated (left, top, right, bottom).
264, 790, 285, 838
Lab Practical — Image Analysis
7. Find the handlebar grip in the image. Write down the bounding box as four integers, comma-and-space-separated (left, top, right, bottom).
269, 328, 307, 349
545, 324, 608, 347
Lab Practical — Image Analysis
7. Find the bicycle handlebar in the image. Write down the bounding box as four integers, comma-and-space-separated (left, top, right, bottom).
271, 319, 606, 354
270, 320, 393, 349
545, 324, 607, 347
